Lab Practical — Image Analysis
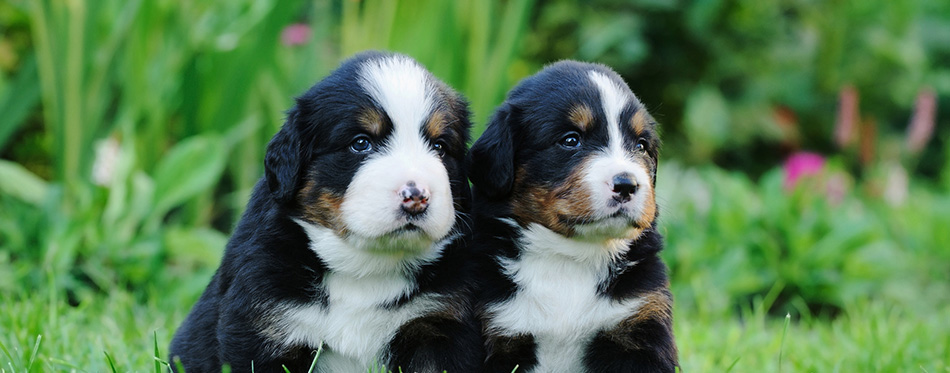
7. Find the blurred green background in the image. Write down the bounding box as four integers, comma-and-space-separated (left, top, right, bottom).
1, 0, 948, 371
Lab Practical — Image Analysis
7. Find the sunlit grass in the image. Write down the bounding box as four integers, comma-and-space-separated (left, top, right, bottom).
2, 284, 948, 372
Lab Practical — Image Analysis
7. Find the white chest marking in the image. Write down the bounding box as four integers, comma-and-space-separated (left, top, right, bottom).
485, 222, 644, 373
275, 220, 446, 373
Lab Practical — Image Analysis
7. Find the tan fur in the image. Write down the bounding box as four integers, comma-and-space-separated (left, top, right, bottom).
633, 158, 657, 229
568, 104, 595, 131
297, 179, 346, 235
630, 109, 650, 136
358, 108, 385, 136
510, 158, 596, 237
603, 288, 674, 353
425, 110, 446, 139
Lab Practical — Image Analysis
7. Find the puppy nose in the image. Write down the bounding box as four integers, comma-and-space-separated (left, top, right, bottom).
611, 174, 638, 203
399, 181, 430, 217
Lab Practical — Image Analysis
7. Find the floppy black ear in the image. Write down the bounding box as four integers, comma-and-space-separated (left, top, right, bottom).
265, 108, 303, 204
467, 104, 515, 199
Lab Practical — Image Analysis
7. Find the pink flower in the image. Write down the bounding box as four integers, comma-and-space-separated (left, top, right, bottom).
906, 88, 936, 154
783, 152, 826, 191
834, 85, 859, 148
281, 23, 311, 47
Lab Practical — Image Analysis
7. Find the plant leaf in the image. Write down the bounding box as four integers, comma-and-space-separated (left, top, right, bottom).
152, 135, 228, 216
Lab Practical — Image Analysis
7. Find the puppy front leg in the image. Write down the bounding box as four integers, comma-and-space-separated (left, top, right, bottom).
386, 313, 484, 373
582, 289, 678, 373
483, 334, 537, 373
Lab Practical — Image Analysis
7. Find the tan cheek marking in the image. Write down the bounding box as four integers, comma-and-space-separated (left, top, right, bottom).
358, 108, 384, 137
634, 158, 657, 229
424, 110, 446, 139
631, 109, 649, 136
510, 158, 597, 236
297, 179, 346, 235
568, 104, 595, 131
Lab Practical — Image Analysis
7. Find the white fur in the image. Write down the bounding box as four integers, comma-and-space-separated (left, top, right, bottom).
486, 222, 645, 372
339, 56, 455, 246
275, 220, 453, 373
588, 71, 631, 157
359, 56, 435, 134
574, 71, 653, 240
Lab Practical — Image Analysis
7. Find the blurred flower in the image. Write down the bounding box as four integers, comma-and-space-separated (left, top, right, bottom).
783, 151, 825, 191
92, 136, 120, 187
824, 171, 851, 205
834, 85, 859, 149
281, 23, 311, 47
906, 88, 936, 155
859, 118, 876, 166
772, 105, 800, 148
882, 162, 908, 207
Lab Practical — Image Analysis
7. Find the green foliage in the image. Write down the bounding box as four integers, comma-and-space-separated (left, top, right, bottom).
526, 0, 950, 173
1, 0, 536, 300
657, 162, 948, 317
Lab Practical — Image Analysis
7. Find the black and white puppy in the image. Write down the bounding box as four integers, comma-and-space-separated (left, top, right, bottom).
169, 51, 482, 373
468, 61, 678, 373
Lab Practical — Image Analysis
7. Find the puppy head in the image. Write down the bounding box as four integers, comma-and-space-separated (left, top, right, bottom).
267, 51, 470, 255
469, 61, 659, 243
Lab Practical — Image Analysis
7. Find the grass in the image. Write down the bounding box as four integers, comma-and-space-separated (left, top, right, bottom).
2, 282, 948, 371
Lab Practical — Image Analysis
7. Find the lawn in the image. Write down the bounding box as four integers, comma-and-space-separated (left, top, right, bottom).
2, 0, 949, 371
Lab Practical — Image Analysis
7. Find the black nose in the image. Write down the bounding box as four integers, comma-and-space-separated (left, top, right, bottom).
612, 174, 638, 202
399, 181, 430, 217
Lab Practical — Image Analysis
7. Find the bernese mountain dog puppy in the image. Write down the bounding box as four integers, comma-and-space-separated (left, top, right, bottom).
169, 51, 482, 373
467, 61, 679, 373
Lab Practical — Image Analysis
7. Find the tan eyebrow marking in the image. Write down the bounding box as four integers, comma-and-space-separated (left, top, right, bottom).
631, 109, 649, 136
424, 110, 446, 138
357, 108, 385, 136
568, 104, 595, 131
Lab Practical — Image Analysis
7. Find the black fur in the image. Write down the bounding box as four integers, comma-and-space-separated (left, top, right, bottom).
468, 60, 678, 373
170, 51, 482, 372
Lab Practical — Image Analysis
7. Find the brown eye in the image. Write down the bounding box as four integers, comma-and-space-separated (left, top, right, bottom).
560, 132, 581, 148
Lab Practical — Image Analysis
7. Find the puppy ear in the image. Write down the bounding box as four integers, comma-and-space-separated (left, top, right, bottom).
467, 104, 515, 199
265, 108, 303, 204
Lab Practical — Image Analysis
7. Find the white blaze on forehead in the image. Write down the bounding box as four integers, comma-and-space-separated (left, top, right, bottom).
359, 56, 435, 138
588, 70, 632, 156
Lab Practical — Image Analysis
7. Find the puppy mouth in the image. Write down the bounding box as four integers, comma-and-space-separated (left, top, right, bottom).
557, 210, 644, 242
562, 209, 635, 227
389, 223, 423, 236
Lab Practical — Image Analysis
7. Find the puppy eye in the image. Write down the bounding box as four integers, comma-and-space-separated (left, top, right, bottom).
350, 135, 373, 153
635, 139, 648, 152
432, 141, 446, 157
559, 133, 581, 148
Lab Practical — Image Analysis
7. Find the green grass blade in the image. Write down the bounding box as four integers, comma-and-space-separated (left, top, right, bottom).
174, 357, 186, 373
154, 331, 162, 373
779, 312, 791, 372
725, 356, 741, 372
25, 335, 41, 373
103, 351, 118, 373
0, 343, 13, 370
306, 345, 322, 373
